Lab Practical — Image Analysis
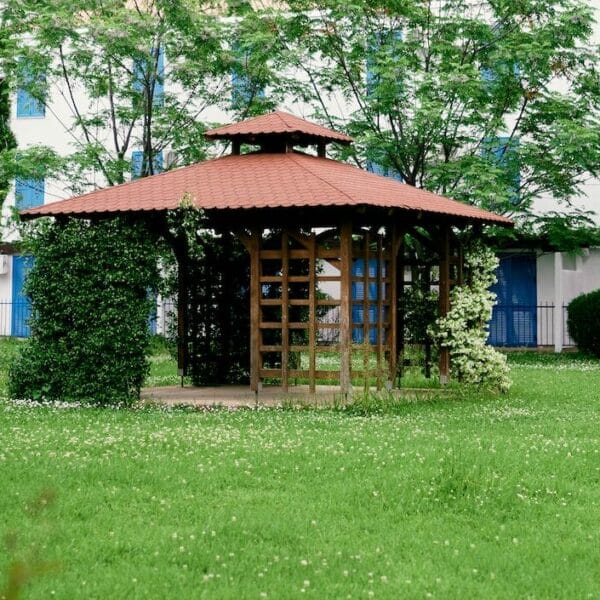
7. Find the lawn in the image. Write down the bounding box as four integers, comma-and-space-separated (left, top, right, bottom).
0, 339, 599, 598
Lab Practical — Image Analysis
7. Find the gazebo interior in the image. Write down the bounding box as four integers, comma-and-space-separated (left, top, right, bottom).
22, 111, 512, 396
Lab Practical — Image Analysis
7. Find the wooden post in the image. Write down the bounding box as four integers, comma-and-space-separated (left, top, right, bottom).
339, 221, 353, 396
388, 225, 401, 387
308, 232, 317, 394
439, 226, 451, 384
176, 242, 189, 383
281, 231, 290, 391
362, 229, 370, 390
376, 233, 384, 390
423, 265, 432, 379
250, 227, 261, 394
396, 235, 405, 384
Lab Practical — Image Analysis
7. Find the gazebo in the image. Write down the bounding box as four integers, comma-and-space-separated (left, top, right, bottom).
22, 110, 512, 396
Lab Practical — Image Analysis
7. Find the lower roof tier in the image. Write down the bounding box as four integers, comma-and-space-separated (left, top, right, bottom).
21, 150, 513, 227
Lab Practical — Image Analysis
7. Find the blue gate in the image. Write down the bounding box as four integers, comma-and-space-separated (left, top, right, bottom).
11, 255, 34, 337
489, 254, 537, 347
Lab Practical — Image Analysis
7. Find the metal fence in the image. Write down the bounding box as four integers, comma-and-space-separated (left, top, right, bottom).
0, 299, 575, 348
488, 303, 574, 348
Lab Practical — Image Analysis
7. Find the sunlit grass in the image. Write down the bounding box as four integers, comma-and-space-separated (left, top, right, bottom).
1, 340, 599, 598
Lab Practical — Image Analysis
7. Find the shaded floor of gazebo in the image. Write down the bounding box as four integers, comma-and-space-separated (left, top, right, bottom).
140, 383, 448, 408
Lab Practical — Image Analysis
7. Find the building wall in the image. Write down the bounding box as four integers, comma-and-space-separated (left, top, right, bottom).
2, 3, 600, 340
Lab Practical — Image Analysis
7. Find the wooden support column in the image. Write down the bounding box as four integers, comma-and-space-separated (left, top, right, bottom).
176, 243, 189, 381
362, 229, 370, 389
439, 226, 451, 385
339, 221, 353, 395
249, 227, 262, 394
281, 231, 290, 392
308, 232, 317, 394
388, 225, 401, 387
376, 233, 384, 390
396, 235, 405, 383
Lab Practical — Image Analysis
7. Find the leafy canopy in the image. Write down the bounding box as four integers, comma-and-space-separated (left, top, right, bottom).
273, 0, 600, 226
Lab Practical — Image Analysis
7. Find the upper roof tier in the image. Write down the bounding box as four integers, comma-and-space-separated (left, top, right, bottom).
204, 110, 353, 147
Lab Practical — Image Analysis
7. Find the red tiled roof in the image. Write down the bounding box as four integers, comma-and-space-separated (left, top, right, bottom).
21, 151, 513, 226
205, 111, 353, 144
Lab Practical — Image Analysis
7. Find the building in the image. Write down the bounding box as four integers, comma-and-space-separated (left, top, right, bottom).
1, 2, 599, 346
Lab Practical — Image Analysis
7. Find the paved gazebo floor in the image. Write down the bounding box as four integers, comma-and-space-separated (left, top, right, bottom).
140, 384, 447, 409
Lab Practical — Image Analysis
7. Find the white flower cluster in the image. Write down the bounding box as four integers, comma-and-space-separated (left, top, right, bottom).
430, 242, 512, 393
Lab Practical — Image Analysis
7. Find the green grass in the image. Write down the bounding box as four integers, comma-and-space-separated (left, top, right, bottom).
1, 341, 599, 597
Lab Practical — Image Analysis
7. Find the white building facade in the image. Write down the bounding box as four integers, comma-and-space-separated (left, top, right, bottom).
1, 3, 599, 348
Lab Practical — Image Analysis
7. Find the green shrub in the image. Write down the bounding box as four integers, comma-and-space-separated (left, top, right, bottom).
9, 217, 160, 405
567, 290, 600, 357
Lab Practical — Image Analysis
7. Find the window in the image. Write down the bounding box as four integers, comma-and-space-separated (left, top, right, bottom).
16, 64, 45, 118
133, 47, 165, 107
15, 177, 45, 209
366, 28, 403, 97
366, 160, 403, 182
483, 136, 520, 204
131, 150, 164, 179
231, 43, 265, 109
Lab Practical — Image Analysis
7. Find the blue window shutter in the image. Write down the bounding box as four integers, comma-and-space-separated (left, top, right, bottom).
133, 57, 145, 93
131, 150, 143, 179
133, 47, 165, 106
16, 66, 45, 118
153, 151, 163, 173
366, 160, 403, 182
485, 136, 520, 204
131, 150, 163, 178
154, 47, 164, 106
15, 177, 44, 209
366, 28, 403, 95
231, 43, 265, 109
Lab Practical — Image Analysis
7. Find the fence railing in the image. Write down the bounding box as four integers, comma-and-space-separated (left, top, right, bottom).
0, 299, 575, 348
489, 303, 574, 348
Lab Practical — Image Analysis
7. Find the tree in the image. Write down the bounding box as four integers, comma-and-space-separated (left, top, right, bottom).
274, 0, 600, 227
0, 19, 17, 213
0, 0, 275, 195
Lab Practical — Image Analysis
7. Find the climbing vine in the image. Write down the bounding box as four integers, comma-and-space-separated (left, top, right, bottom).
430, 242, 511, 392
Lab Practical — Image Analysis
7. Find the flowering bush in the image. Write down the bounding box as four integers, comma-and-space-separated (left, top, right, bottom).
430, 242, 511, 393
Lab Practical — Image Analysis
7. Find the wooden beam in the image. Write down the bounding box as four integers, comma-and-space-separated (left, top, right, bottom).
439, 226, 451, 385
339, 221, 353, 395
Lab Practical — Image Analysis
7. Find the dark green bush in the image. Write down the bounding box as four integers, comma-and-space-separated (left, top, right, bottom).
567, 290, 600, 357
9, 217, 160, 405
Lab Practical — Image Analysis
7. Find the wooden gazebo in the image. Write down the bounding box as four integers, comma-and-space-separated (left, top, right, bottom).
22, 111, 512, 395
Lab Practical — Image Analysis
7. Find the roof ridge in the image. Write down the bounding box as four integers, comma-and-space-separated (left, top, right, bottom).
274, 110, 294, 132
287, 152, 357, 205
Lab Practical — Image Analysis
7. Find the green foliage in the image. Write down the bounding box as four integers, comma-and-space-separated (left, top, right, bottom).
567, 290, 600, 357
0, 23, 17, 213
0, 0, 273, 193
400, 285, 438, 344
8, 218, 160, 405
276, 0, 600, 224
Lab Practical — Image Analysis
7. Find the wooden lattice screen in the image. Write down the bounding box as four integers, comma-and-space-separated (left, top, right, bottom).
240, 222, 403, 394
